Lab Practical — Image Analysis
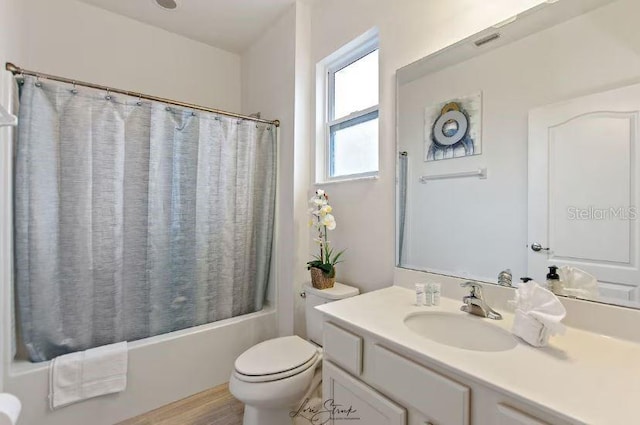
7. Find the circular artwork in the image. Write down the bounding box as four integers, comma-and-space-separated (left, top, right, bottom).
425, 95, 481, 161
433, 109, 468, 146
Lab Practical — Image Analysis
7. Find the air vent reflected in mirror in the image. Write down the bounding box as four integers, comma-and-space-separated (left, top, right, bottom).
474, 33, 500, 47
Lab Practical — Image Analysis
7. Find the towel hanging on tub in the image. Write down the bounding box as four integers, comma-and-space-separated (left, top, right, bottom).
49, 342, 128, 409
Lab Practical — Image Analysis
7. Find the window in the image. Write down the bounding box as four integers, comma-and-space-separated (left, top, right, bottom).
323, 36, 379, 181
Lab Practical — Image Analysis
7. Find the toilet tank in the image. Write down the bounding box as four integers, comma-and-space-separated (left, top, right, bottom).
304, 282, 359, 345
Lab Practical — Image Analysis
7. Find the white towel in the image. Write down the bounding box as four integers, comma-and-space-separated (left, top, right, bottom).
557, 266, 599, 299
49, 342, 128, 409
512, 281, 566, 347
513, 309, 551, 347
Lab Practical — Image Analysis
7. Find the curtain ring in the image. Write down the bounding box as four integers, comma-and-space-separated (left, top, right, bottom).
105, 89, 112, 101
136, 95, 142, 106
71, 81, 78, 95
34, 75, 42, 88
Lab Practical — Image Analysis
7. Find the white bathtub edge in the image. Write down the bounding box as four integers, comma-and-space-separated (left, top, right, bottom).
5, 307, 278, 425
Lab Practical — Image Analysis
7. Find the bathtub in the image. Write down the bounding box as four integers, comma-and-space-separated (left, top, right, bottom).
3, 306, 277, 425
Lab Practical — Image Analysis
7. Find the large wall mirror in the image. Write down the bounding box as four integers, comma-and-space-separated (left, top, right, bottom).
396, 0, 640, 309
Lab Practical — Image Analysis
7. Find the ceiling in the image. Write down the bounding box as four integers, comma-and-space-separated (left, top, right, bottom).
78, 0, 296, 53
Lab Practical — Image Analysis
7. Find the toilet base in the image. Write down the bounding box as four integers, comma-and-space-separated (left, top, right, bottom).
243, 405, 295, 425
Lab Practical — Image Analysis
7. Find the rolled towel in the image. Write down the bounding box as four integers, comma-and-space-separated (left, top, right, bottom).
512, 281, 566, 347
50, 342, 128, 409
557, 266, 598, 299
0, 393, 21, 425
513, 309, 550, 347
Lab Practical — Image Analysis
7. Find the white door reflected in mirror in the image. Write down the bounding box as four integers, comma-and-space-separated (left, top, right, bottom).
528, 83, 640, 306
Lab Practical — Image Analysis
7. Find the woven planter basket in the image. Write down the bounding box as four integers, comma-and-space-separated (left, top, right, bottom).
310, 267, 336, 289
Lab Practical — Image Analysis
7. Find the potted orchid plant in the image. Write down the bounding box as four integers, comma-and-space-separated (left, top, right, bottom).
307, 189, 345, 289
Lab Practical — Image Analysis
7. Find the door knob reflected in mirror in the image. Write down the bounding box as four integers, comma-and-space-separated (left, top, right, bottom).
531, 243, 550, 252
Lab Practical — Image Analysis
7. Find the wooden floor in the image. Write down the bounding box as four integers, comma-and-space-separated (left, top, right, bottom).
118, 384, 244, 425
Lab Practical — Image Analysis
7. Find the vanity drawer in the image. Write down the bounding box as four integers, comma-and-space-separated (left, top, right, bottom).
496, 404, 550, 425
372, 345, 469, 425
323, 322, 363, 376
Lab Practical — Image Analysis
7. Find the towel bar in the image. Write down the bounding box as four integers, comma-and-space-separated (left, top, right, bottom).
419, 168, 487, 183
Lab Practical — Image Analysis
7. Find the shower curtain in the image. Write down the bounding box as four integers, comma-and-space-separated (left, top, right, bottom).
14, 76, 276, 362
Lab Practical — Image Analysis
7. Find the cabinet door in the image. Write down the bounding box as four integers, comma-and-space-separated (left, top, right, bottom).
322, 360, 406, 425
497, 404, 549, 425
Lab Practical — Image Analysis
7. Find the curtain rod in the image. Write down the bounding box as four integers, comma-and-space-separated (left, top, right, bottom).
5, 62, 280, 127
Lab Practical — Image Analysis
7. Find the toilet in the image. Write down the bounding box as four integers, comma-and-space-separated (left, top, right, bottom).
229, 282, 359, 425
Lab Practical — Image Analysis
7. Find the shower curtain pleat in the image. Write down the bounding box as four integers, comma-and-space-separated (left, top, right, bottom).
14, 76, 276, 362
195, 119, 218, 325
58, 91, 94, 351
122, 105, 152, 342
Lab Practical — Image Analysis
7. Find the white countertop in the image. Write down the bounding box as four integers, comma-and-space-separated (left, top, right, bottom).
316, 285, 640, 425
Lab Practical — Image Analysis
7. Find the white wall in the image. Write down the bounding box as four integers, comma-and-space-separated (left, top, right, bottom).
0, 0, 23, 395
292, 2, 313, 337
8, 0, 241, 111
399, 0, 640, 283
301, 0, 548, 296
241, 0, 314, 338
241, 3, 298, 336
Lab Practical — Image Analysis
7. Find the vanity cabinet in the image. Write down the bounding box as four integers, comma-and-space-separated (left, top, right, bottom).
322, 320, 571, 425
323, 360, 406, 425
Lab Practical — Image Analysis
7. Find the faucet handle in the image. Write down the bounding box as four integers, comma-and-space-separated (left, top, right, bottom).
460, 281, 483, 297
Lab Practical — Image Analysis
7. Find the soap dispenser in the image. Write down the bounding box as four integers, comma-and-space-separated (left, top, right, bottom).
546, 266, 560, 293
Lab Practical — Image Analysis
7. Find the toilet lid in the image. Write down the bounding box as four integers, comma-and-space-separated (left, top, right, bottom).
234, 352, 319, 383
234, 335, 318, 376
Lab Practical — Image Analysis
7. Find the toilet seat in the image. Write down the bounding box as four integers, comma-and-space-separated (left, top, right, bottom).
233, 336, 319, 384
234, 351, 320, 383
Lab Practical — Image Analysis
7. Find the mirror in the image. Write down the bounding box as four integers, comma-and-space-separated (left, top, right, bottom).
396, 0, 640, 309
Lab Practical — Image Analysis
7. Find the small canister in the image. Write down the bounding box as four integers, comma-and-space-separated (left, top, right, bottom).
423, 284, 432, 306
431, 283, 442, 306
415, 283, 425, 306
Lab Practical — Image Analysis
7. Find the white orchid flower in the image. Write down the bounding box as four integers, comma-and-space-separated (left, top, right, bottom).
312, 198, 324, 206
321, 214, 336, 230
316, 189, 325, 196
320, 205, 332, 215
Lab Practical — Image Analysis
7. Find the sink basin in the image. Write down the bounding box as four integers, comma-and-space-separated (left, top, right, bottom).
404, 312, 517, 352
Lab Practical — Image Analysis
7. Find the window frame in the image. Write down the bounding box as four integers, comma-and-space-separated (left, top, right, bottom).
324, 37, 379, 182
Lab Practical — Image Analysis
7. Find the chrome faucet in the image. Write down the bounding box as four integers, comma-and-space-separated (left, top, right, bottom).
460, 282, 502, 320
497, 269, 513, 287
